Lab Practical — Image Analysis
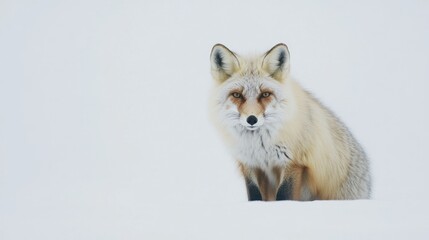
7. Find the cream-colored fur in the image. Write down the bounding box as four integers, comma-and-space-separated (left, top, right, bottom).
209, 44, 371, 201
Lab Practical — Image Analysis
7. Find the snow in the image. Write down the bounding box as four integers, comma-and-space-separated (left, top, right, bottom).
3, 200, 428, 239
1, 0, 429, 239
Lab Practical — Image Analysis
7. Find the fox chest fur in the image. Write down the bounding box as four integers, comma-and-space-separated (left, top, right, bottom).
231, 130, 291, 169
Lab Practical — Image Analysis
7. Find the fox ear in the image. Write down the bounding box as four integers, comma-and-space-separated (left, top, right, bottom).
210, 44, 240, 82
262, 43, 290, 81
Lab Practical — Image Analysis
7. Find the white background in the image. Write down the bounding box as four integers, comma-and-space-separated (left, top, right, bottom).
1, 0, 429, 239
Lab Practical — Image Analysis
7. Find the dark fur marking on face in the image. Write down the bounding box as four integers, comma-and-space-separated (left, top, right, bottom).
257, 88, 274, 108
229, 89, 245, 109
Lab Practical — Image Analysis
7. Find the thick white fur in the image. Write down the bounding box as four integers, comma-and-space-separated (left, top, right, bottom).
209, 44, 371, 200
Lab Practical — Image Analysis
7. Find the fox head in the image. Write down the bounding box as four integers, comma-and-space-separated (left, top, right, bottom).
210, 43, 293, 136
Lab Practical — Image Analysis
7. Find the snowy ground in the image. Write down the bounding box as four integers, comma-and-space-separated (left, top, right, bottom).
1, 1, 429, 239
3, 200, 428, 239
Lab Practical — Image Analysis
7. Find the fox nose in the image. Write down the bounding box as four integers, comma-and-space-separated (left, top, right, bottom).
246, 115, 258, 125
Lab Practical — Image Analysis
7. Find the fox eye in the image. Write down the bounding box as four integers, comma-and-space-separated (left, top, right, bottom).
261, 92, 271, 98
231, 92, 242, 98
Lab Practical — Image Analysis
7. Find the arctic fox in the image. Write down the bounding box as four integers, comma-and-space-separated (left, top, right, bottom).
209, 43, 371, 201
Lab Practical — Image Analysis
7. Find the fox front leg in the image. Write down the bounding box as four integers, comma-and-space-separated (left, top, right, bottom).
245, 178, 262, 201
276, 166, 304, 200
275, 178, 293, 200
